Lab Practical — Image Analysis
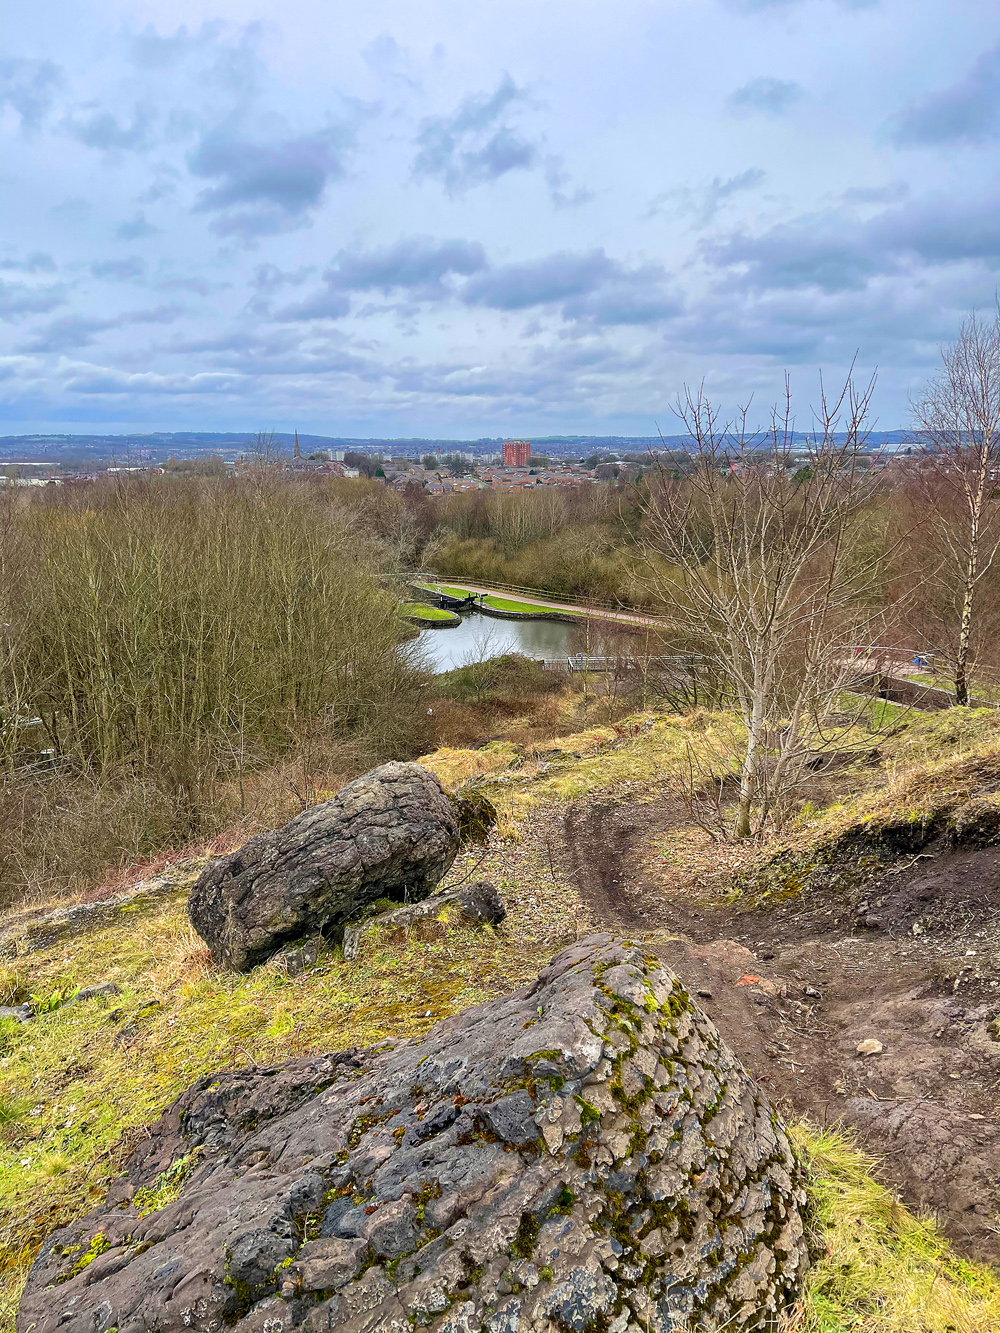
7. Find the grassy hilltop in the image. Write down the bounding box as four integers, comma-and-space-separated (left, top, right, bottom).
6, 705, 1000, 1331
5, 469, 1000, 1331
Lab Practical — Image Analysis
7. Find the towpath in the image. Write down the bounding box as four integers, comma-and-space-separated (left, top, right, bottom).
422, 579, 670, 630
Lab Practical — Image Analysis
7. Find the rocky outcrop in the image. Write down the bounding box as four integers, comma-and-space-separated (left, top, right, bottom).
188, 763, 462, 971
342, 881, 506, 960
19, 935, 809, 1333
0, 867, 199, 961
451, 788, 497, 846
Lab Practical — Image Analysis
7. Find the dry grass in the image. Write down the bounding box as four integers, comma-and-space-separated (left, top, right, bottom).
0, 477, 433, 912
5, 706, 1000, 1329
641, 823, 768, 897
417, 741, 522, 788
765, 709, 1000, 862
426, 704, 1000, 891
420, 709, 741, 844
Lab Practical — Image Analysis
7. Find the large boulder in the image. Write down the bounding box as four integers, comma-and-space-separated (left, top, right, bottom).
189, 762, 461, 971
19, 936, 809, 1333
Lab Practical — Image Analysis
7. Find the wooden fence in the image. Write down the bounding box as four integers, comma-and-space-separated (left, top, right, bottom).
405, 571, 659, 617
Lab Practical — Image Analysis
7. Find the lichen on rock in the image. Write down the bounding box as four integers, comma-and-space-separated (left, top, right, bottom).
342, 881, 506, 961
17, 935, 809, 1333
188, 762, 462, 971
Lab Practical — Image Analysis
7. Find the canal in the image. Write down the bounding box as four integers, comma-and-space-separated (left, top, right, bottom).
414, 609, 622, 674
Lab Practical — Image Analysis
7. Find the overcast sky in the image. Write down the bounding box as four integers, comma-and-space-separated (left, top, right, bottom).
2, 0, 998, 436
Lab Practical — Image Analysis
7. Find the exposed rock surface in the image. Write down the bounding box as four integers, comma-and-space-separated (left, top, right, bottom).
189, 763, 462, 971
266, 937, 324, 977
19, 935, 809, 1333
0, 1003, 32, 1024
0, 868, 198, 961
342, 881, 506, 960
451, 789, 497, 846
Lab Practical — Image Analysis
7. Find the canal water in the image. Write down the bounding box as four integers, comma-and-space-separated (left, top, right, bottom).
414, 609, 613, 674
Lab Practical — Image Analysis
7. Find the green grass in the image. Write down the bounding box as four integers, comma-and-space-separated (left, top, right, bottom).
482, 593, 581, 616
793, 1122, 1000, 1332
8, 709, 1000, 1331
7, 908, 999, 1333
898, 669, 1000, 704
400, 602, 460, 623
418, 708, 744, 841
422, 582, 581, 616
412, 581, 471, 600
0, 871, 560, 1329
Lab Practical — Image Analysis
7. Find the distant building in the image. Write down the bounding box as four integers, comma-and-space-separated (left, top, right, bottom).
502, 439, 531, 468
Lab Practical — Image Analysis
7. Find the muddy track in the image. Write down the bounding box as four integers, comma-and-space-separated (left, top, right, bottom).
561, 800, 654, 928
562, 793, 1000, 1267
560, 794, 731, 937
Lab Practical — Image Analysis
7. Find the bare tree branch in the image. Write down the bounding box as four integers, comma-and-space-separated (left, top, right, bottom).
640, 367, 896, 839
911, 302, 1000, 704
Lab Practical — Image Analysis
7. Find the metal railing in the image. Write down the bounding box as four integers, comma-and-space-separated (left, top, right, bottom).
531, 653, 705, 674
841, 644, 936, 667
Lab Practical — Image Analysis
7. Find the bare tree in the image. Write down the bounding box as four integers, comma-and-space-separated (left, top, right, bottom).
461, 623, 516, 701
0, 487, 30, 768
912, 305, 1000, 705
244, 429, 284, 495
640, 370, 893, 839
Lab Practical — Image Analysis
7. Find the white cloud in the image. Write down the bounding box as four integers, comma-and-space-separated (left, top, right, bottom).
0, 3, 992, 432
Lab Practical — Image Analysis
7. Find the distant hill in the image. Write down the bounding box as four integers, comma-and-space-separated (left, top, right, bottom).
0, 430, 920, 466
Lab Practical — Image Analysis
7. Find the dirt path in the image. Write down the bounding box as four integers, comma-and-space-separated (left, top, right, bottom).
561, 793, 1000, 1266
561, 800, 666, 927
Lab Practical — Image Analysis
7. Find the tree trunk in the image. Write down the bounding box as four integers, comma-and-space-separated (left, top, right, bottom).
735, 666, 765, 839
955, 577, 975, 706
955, 475, 985, 707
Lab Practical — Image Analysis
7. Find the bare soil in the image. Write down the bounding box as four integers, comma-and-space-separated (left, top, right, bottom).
561, 795, 1000, 1266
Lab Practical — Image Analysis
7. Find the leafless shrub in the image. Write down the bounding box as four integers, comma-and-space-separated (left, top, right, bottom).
0, 473, 431, 908
640, 369, 900, 839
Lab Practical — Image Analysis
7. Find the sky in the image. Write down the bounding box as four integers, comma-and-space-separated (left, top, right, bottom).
1, 0, 999, 437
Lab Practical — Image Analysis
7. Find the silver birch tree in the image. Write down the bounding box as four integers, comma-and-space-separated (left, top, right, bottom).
912, 305, 1000, 706
640, 370, 891, 839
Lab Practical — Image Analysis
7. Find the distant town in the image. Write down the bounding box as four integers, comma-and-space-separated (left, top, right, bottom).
0, 442, 624, 492
0, 429, 918, 491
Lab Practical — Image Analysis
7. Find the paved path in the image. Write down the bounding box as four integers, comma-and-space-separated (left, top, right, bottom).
425, 580, 670, 630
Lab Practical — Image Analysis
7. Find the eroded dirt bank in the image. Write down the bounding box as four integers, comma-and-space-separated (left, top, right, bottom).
563, 795, 1000, 1265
